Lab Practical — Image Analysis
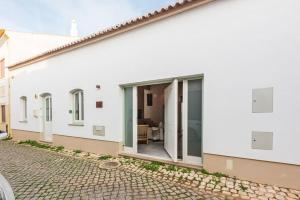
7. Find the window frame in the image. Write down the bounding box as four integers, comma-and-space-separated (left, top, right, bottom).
45, 96, 52, 122
72, 90, 84, 123
20, 96, 27, 122
0, 59, 5, 79
1, 105, 5, 123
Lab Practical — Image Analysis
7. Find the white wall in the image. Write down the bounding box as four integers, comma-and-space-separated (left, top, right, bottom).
0, 31, 78, 105
10, 0, 300, 165
4, 31, 78, 66
0, 37, 9, 104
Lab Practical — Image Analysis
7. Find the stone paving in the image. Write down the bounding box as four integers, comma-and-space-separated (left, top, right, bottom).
54, 146, 300, 200
0, 141, 223, 200
117, 159, 300, 200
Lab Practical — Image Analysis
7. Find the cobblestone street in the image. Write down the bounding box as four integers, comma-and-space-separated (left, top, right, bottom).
0, 141, 223, 200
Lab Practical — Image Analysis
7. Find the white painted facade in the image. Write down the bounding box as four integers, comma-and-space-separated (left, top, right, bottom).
9, 0, 300, 167
0, 30, 78, 105
0, 30, 78, 66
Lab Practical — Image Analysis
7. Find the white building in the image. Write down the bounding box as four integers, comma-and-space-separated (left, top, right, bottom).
0, 29, 78, 132
7, 0, 300, 189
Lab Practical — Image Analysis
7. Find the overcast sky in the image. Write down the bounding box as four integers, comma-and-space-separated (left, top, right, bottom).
0, 0, 179, 36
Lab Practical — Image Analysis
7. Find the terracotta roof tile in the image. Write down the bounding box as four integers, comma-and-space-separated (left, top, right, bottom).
8, 0, 213, 70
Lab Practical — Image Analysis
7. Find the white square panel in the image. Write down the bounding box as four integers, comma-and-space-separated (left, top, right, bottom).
252, 131, 273, 150
93, 125, 105, 136
252, 87, 273, 113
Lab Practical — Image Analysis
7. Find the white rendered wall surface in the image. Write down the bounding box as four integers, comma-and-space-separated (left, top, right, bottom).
10, 0, 300, 165
0, 31, 77, 105
4, 31, 78, 66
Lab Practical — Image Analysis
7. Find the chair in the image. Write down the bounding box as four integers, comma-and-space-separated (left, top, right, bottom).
138, 125, 149, 144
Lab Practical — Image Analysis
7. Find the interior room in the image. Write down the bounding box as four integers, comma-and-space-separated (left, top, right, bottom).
137, 82, 183, 160
137, 83, 170, 159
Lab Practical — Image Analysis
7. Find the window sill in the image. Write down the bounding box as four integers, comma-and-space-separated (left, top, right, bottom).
68, 123, 84, 127
19, 120, 28, 123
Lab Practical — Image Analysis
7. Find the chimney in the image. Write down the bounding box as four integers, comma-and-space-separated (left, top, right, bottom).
70, 19, 78, 37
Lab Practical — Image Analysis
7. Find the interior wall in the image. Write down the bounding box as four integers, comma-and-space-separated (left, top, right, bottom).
143, 89, 152, 119
137, 87, 144, 119
142, 84, 168, 125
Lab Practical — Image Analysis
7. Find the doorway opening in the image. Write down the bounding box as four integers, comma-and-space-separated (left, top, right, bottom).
123, 77, 203, 165
40, 93, 53, 142
137, 82, 183, 160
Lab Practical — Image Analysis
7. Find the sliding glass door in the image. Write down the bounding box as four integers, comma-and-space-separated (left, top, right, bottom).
124, 87, 133, 148
182, 79, 202, 165
124, 87, 137, 153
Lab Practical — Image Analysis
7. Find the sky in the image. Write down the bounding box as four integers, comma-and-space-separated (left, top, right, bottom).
0, 0, 179, 37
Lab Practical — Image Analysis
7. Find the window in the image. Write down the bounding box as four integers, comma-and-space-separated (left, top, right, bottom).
72, 90, 84, 122
147, 93, 153, 106
20, 96, 27, 121
0, 59, 4, 79
45, 97, 52, 122
1, 105, 5, 123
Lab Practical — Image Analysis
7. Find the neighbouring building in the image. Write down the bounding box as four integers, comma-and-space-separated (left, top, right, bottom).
0, 29, 78, 133
7, 0, 300, 189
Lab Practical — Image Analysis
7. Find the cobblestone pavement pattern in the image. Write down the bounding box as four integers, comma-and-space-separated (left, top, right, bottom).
0, 141, 224, 200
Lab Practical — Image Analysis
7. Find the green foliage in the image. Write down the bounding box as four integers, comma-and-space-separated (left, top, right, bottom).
50, 146, 64, 152
2, 137, 12, 141
98, 155, 112, 160
19, 140, 51, 149
199, 168, 228, 178
239, 184, 248, 192
211, 172, 228, 178
212, 176, 220, 185
123, 158, 137, 165
18, 140, 65, 152
150, 161, 165, 166
166, 165, 178, 171
54, 146, 65, 152
180, 168, 191, 173
200, 168, 210, 175
143, 162, 161, 171
123, 159, 132, 164
73, 149, 82, 154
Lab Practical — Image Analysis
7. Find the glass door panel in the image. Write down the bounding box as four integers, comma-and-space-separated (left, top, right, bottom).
187, 79, 202, 157
124, 87, 133, 147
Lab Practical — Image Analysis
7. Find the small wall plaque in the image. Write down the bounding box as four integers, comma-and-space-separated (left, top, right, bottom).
96, 101, 103, 108
93, 125, 105, 136
33, 109, 39, 118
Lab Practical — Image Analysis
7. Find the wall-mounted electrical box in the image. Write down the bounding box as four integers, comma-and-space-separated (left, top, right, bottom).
252, 131, 273, 150
252, 87, 273, 113
93, 125, 105, 136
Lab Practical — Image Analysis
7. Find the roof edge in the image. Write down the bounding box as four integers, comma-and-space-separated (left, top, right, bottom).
8, 0, 214, 71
